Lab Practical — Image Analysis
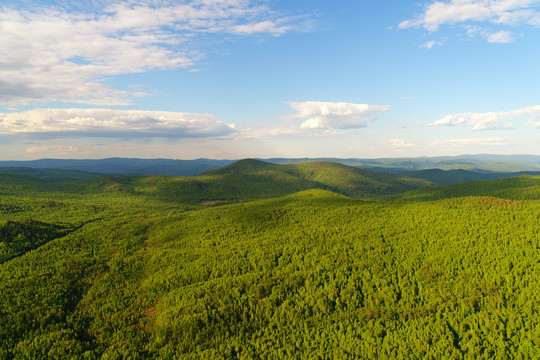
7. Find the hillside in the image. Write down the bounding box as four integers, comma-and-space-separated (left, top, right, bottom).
399, 168, 540, 185
1, 184, 539, 358
398, 168, 500, 185
386, 175, 540, 202
202, 159, 432, 199
0, 159, 432, 204
287, 161, 433, 196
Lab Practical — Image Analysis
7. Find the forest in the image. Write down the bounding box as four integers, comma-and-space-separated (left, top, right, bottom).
0, 159, 539, 359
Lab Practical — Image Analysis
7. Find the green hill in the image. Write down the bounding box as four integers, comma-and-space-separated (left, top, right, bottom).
400, 168, 500, 185
387, 175, 540, 202
399, 168, 540, 185
285, 161, 433, 196
204, 158, 271, 174
0, 159, 432, 204
201, 159, 432, 200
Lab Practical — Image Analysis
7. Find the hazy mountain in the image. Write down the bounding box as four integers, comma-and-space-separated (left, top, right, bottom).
397, 168, 540, 185
2, 154, 540, 177
0, 158, 235, 176
386, 175, 540, 202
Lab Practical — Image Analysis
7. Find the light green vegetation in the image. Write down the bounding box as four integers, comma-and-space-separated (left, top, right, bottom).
0, 160, 539, 358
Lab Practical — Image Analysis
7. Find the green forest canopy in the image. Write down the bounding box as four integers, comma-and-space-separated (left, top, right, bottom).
0, 160, 539, 359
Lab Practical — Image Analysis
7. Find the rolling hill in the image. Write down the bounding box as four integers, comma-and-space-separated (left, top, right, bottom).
0, 159, 433, 204
398, 168, 540, 185
201, 159, 433, 199
386, 174, 540, 202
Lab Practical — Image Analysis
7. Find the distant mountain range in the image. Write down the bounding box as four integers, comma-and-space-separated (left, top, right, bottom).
266, 154, 540, 172
0, 158, 234, 177
1, 154, 540, 185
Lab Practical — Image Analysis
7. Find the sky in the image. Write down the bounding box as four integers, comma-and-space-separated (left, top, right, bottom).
1, 0, 540, 160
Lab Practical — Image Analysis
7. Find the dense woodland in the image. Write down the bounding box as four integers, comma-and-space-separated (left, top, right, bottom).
0, 160, 539, 359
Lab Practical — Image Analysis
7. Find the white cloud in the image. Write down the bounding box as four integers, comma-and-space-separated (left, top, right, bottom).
420, 40, 443, 48
526, 118, 540, 127
0, 108, 236, 138
465, 25, 516, 42
233, 19, 293, 35
287, 101, 391, 130
432, 137, 509, 146
26, 145, 79, 154
486, 29, 515, 42
428, 105, 540, 130
400, 0, 540, 42
390, 139, 415, 147
0, 1, 308, 106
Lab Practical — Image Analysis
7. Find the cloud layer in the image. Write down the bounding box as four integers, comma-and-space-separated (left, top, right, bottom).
287, 101, 391, 130
0, 108, 236, 138
429, 105, 540, 130
432, 137, 509, 146
390, 139, 415, 148
400, 0, 540, 42
0, 0, 307, 106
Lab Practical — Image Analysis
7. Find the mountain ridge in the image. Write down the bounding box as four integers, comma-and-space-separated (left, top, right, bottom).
0, 159, 432, 204
2, 154, 540, 176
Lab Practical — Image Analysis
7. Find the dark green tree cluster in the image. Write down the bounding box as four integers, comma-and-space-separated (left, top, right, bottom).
0, 219, 73, 263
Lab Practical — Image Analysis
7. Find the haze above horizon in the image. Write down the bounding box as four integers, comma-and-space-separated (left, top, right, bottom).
1, 0, 540, 160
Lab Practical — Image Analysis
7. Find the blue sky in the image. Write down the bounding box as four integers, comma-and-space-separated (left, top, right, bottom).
1, 0, 540, 160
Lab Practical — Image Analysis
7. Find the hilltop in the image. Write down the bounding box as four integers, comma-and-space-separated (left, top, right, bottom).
204, 159, 432, 197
